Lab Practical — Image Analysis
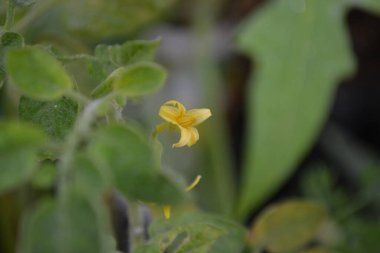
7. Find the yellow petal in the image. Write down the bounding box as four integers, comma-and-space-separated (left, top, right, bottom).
162, 206, 171, 219
159, 104, 180, 125
186, 109, 211, 126
187, 127, 199, 146
185, 175, 202, 192
163, 100, 186, 114
173, 126, 192, 148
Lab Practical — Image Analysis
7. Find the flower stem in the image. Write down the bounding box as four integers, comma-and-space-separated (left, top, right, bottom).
4, 0, 15, 31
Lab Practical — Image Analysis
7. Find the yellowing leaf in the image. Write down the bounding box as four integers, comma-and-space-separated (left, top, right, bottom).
250, 200, 326, 253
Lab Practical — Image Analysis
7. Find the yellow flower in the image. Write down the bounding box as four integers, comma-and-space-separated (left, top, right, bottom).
163, 175, 202, 219
158, 100, 211, 148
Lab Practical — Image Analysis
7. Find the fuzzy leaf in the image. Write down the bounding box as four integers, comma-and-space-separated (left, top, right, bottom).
149, 213, 247, 253
19, 96, 78, 139
18, 193, 115, 253
1, 32, 24, 48
91, 62, 166, 98
88, 123, 184, 205
0, 122, 46, 193
111, 38, 161, 66
138, 214, 228, 253
5, 47, 73, 100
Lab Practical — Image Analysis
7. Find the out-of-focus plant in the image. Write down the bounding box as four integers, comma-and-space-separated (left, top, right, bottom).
236, 0, 380, 219
1, 0, 379, 253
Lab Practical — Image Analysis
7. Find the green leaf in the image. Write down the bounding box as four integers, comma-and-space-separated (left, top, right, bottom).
31, 160, 56, 189
19, 96, 78, 139
138, 215, 225, 253
1, 32, 24, 48
29, 0, 177, 42
113, 62, 166, 96
88, 123, 184, 205
149, 213, 247, 253
250, 200, 326, 253
111, 38, 161, 66
72, 154, 111, 200
89, 38, 161, 82
0, 32, 24, 87
237, 0, 355, 218
18, 193, 115, 253
0, 122, 46, 193
5, 47, 73, 100
91, 62, 166, 98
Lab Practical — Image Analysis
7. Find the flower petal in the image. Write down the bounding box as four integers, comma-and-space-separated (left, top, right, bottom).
188, 127, 199, 147
164, 100, 186, 114
173, 126, 192, 148
162, 206, 171, 219
159, 104, 180, 125
186, 109, 212, 126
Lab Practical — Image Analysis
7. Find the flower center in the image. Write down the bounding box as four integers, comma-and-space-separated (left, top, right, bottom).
177, 115, 195, 128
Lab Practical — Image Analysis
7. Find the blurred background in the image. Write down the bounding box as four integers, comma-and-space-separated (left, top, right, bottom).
1, 0, 379, 252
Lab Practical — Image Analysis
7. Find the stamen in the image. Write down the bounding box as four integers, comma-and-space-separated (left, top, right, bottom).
185, 175, 202, 192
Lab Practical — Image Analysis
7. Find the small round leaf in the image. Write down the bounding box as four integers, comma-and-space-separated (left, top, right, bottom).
91, 62, 167, 98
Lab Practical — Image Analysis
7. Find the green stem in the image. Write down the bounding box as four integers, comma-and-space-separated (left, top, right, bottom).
13, 0, 57, 33
56, 54, 96, 63
57, 93, 115, 206
4, 0, 15, 31
66, 90, 91, 105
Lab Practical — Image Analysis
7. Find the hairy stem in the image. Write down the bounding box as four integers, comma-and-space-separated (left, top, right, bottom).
57, 93, 115, 205
4, 0, 15, 30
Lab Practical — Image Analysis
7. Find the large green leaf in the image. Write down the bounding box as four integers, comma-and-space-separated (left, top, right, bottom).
88, 123, 184, 205
5, 47, 73, 100
236, 0, 355, 219
19, 96, 78, 139
249, 200, 326, 253
18, 193, 115, 253
0, 122, 46, 193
